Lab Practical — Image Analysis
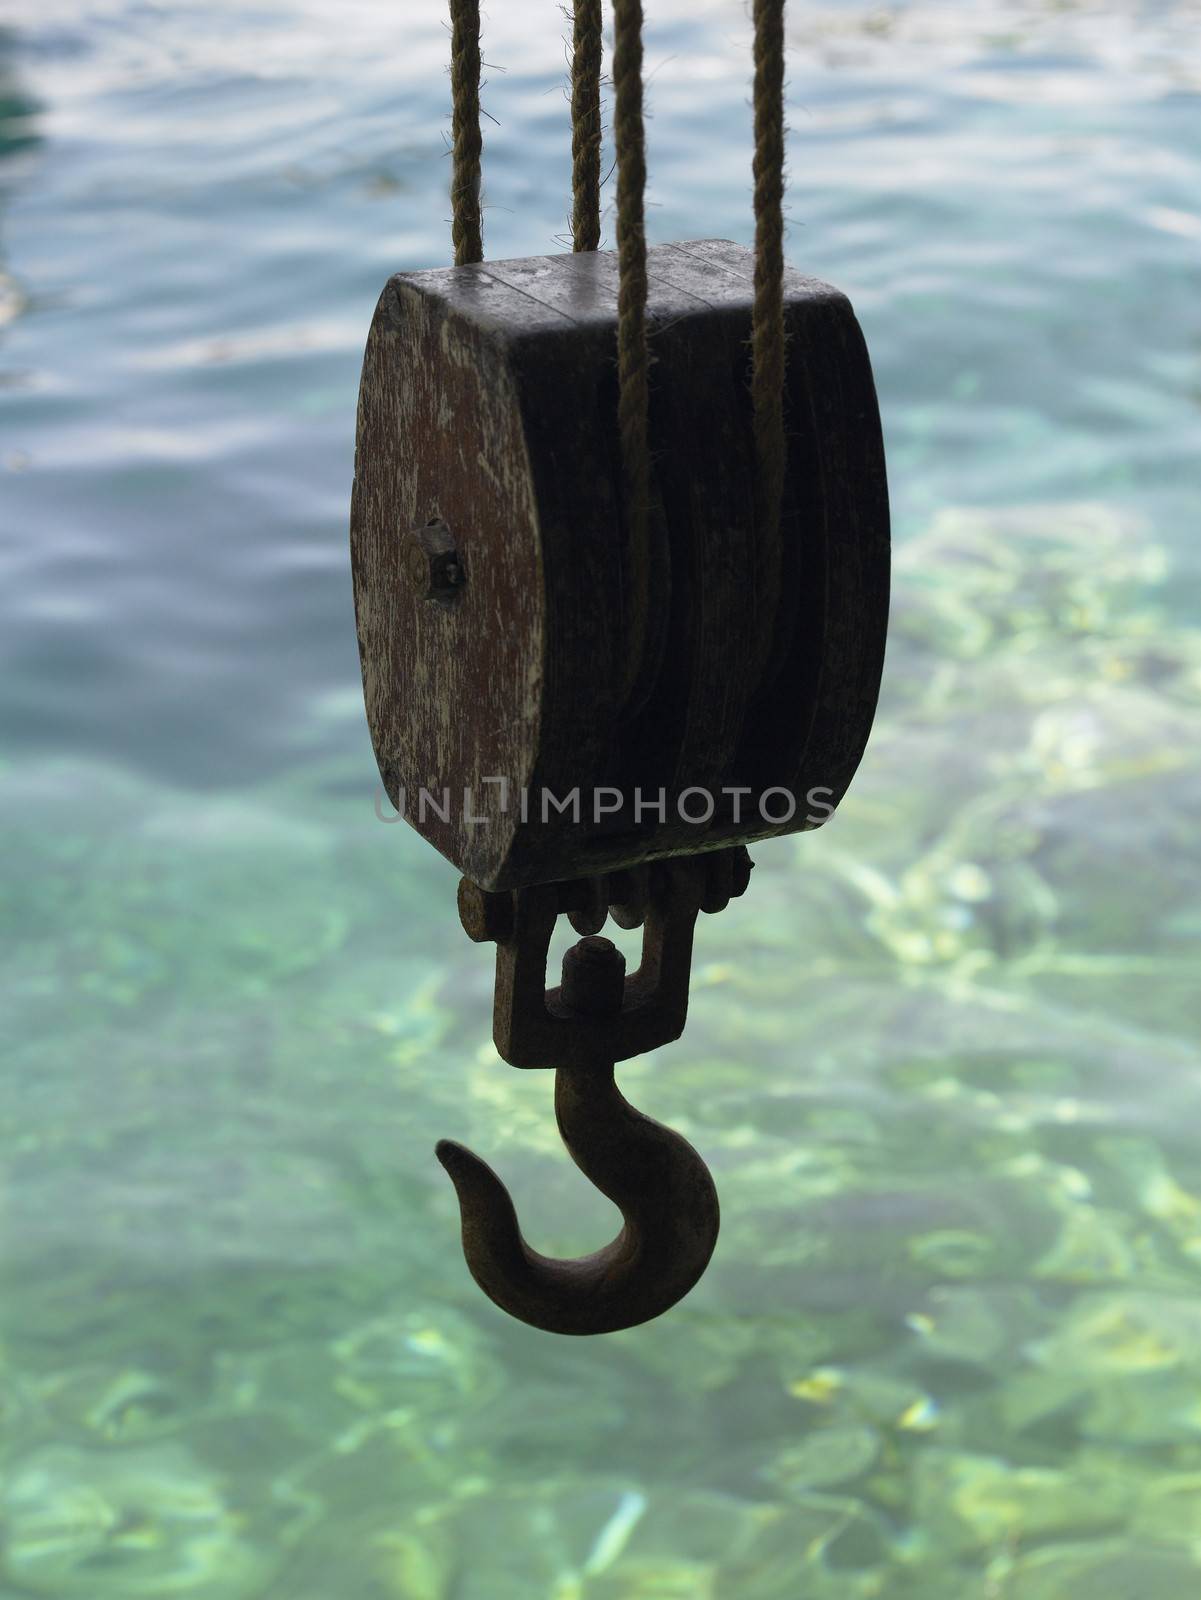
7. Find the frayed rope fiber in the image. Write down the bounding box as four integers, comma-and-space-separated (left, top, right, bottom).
752, 0, 787, 664
613, 0, 652, 704
571, 0, 603, 252
450, 0, 483, 265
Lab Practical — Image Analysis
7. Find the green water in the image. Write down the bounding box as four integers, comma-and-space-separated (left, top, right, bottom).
2, 2, 1200, 1596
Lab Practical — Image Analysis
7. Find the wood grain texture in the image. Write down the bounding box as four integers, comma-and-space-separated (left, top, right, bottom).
349, 239, 890, 891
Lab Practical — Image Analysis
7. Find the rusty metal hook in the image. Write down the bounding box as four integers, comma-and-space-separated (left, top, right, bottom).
436, 936, 720, 1335
438, 851, 751, 1335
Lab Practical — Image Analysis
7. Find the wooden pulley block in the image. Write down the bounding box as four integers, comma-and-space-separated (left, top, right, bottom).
350, 238, 889, 891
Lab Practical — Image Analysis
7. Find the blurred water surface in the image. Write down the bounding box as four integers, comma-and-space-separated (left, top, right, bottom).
2, 2, 1201, 1596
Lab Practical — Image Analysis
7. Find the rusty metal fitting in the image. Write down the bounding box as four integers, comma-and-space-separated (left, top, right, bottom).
405, 516, 465, 606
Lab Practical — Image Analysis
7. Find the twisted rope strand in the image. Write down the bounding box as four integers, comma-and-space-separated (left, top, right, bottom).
752, 0, 786, 660
571, 0, 603, 251
613, 0, 650, 702
450, 0, 483, 265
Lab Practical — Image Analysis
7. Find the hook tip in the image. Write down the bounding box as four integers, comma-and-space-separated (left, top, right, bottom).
435, 1138, 507, 1207
434, 1136, 469, 1175
435, 1136, 529, 1297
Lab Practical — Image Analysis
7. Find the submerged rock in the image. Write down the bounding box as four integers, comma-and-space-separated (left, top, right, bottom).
1001, 1540, 1201, 1600
911, 1448, 1127, 1555
0, 1442, 288, 1598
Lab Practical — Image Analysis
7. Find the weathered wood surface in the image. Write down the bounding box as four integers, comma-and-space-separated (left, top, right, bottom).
350, 239, 889, 891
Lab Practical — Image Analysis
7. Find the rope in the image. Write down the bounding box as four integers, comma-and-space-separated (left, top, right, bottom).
450, 0, 483, 265
751, 0, 787, 650
571, 0, 603, 252
444, 0, 789, 694
613, 0, 650, 703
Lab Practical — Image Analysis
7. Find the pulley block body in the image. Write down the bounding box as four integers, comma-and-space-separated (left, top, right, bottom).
350, 237, 889, 891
